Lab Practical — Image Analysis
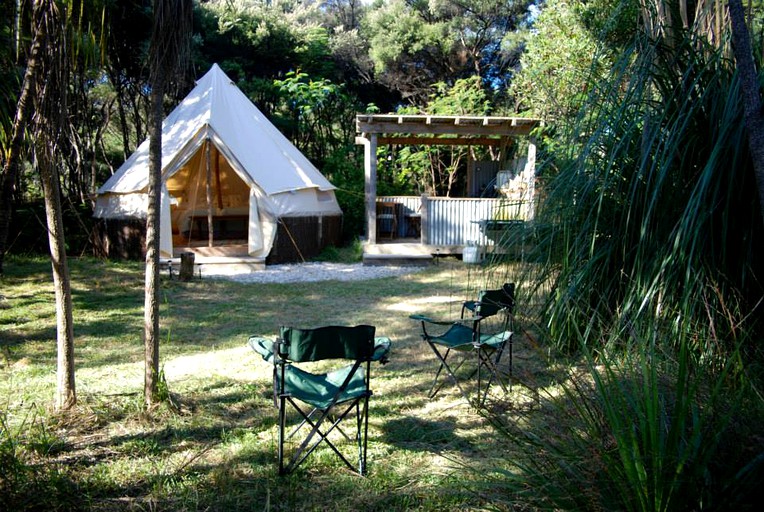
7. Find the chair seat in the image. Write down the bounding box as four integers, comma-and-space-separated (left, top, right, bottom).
428, 324, 512, 352
282, 364, 368, 410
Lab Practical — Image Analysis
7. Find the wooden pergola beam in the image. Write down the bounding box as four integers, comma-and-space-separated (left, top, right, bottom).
377, 135, 510, 146
356, 114, 541, 137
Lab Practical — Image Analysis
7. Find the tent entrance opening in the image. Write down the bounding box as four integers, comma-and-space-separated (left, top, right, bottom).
166, 143, 251, 246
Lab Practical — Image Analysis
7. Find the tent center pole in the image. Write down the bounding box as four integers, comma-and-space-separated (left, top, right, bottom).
205, 139, 214, 248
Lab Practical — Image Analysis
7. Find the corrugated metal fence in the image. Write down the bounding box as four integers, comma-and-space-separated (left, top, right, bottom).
377, 196, 525, 247
424, 197, 499, 246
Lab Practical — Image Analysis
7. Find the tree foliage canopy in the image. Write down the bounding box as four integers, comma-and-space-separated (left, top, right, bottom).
1, 0, 764, 251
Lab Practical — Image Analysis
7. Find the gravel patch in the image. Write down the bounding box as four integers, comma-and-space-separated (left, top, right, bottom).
204, 262, 425, 283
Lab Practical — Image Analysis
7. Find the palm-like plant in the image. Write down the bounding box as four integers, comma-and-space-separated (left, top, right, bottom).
531, 29, 762, 358
480, 2, 764, 510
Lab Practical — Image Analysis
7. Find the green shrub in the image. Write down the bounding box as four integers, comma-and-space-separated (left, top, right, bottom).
315, 238, 363, 263
0, 408, 82, 511
484, 335, 764, 511
528, 33, 764, 355
486, 6, 764, 510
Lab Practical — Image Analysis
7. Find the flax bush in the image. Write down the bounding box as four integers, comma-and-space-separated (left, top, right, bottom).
483, 6, 764, 510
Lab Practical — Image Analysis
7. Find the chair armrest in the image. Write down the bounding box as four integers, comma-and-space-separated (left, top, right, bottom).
372, 336, 392, 364
409, 313, 482, 325
248, 336, 276, 363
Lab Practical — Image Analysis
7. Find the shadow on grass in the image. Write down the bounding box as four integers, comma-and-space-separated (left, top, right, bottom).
6, 258, 526, 510
381, 415, 473, 453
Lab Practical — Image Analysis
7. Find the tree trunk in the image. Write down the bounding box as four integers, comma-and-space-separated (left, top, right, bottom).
144, 69, 164, 408
729, 0, 764, 226
0, 0, 47, 275
38, 136, 77, 410
144, 0, 193, 408
30, 0, 76, 410
112, 68, 132, 161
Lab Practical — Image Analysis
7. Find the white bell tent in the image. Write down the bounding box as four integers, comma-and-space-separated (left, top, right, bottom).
94, 63, 342, 259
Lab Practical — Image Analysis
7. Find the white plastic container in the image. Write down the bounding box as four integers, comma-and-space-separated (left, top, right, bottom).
462, 244, 482, 264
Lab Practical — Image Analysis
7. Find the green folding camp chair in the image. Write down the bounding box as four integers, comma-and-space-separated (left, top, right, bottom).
249, 325, 391, 475
411, 283, 514, 407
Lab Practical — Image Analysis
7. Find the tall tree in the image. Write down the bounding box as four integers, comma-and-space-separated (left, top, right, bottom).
2, 0, 108, 408
144, 0, 192, 407
729, 0, 764, 226
363, 0, 532, 103
508, 0, 607, 120
30, 0, 76, 410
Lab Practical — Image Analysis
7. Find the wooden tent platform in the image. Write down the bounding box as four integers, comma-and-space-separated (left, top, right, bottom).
170, 243, 265, 275
172, 241, 438, 271
362, 241, 435, 266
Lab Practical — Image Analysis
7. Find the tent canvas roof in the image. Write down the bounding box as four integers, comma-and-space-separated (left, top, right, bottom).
98, 63, 336, 197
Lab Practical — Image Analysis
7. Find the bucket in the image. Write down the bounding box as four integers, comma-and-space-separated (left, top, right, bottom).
462, 245, 482, 264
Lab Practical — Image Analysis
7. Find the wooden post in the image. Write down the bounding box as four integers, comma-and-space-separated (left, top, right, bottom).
466, 146, 473, 197
214, 147, 223, 210
420, 194, 429, 245
205, 140, 214, 248
526, 137, 537, 220
179, 251, 195, 281
357, 134, 378, 243
368, 134, 378, 243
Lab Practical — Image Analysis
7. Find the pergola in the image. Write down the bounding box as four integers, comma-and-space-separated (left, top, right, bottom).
355, 114, 542, 243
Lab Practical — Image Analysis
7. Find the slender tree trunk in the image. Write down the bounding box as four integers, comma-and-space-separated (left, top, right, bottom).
0, 0, 47, 275
112, 70, 132, 161
144, 0, 192, 408
38, 134, 77, 410
729, 0, 764, 226
144, 70, 164, 407
31, 0, 76, 410
14, 0, 22, 62
133, 91, 145, 147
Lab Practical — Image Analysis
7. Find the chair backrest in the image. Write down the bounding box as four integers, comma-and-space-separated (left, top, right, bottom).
476, 283, 515, 318
278, 325, 376, 363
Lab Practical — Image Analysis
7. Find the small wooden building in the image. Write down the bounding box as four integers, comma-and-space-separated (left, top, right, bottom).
355, 114, 542, 264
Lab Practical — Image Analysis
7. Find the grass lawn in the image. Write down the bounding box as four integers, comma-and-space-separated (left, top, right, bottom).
1, 256, 551, 511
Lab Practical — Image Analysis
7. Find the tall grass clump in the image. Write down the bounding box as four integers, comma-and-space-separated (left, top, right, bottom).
484, 2, 764, 510
0, 407, 81, 511
531, 30, 763, 360
485, 324, 763, 511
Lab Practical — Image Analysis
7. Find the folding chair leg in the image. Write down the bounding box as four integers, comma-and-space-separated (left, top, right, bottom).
473, 338, 513, 406
425, 342, 472, 403
475, 349, 502, 407
280, 395, 369, 475
358, 396, 370, 475
278, 395, 287, 475
427, 347, 451, 399
287, 408, 320, 441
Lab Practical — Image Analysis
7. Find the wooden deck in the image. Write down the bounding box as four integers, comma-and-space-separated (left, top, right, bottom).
170, 243, 265, 275
362, 240, 438, 266
171, 240, 466, 270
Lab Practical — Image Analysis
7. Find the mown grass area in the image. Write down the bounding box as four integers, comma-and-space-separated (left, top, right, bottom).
1, 256, 550, 511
